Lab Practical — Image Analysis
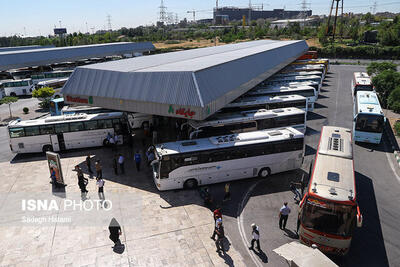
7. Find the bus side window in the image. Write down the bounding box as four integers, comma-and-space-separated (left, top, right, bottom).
69, 122, 84, 132
54, 123, 69, 133
40, 125, 55, 135
84, 121, 98, 131
9, 127, 25, 138
25, 126, 40, 136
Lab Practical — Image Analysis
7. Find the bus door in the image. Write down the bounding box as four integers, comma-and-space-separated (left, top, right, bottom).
51, 133, 66, 151
50, 135, 60, 151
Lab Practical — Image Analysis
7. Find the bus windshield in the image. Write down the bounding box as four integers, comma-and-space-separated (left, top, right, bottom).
355, 114, 384, 133
301, 197, 356, 237
355, 84, 373, 92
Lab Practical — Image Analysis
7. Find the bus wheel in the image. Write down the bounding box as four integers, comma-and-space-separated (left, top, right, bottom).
258, 168, 270, 178
10, 93, 17, 97
43, 145, 53, 153
103, 139, 109, 146
184, 179, 198, 189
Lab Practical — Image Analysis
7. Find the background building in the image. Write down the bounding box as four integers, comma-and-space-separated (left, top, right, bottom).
214, 7, 312, 23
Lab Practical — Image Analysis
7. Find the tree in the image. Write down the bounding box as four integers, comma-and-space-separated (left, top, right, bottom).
0, 96, 18, 118
367, 62, 398, 76
372, 70, 400, 107
32, 87, 55, 109
388, 86, 400, 113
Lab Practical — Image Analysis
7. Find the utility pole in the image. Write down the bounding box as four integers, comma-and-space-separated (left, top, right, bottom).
107, 15, 112, 31
248, 0, 252, 25
86, 22, 89, 34
326, 0, 344, 42
187, 10, 196, 23
159, 0, 167, 24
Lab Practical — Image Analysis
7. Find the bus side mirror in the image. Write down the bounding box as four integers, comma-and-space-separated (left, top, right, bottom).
356, 206, 363, 228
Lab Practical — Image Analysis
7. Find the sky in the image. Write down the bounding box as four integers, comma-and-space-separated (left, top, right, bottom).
1, 0, 399, 37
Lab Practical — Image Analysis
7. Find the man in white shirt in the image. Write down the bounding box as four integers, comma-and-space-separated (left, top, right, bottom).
249, 223, 261, 251
279, 202, 291, 230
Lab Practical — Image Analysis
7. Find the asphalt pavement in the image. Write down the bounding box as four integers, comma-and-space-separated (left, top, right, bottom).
213, 65, 400, 267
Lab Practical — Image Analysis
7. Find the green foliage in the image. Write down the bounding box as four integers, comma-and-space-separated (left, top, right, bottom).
367, 62, 398, 76
23, 107, 29, 114
0, 96, 18, 105
394, 121, 400, 136
388, 86, 400, 112
372, 70, 400, 107
32, 87, 55, 110
32, 87, 55, 99
313, 45, 400, 60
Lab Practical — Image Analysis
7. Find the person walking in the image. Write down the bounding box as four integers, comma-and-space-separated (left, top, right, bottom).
76, 165, 88, 194
215, 220, 225, 253
290, 181, 302, 202
279, 202, 291, 230
109, 217, 122, 247
112, 156, 118, 175
109, 135, 115, 151
97, 177, 105, 204
118, 154, 125, 174
86, 155, 93, 175
95, 160, 103, 179
249, 223, 261, 251
223, 183, 231, 202
211, 214, 222, 240
134, 151, 141, 172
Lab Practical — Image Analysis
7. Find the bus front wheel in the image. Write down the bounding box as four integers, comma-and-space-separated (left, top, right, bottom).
184, 179, 198, 189
10, 93, 17, 97
43, 145, 53, 153
258, 168, 270, 178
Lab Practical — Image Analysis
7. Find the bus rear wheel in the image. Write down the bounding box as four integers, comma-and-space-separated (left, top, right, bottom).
258, 167, 271, 178
43, 145, 53, 153
10, 93, 17, 97
184, 179, 198, 189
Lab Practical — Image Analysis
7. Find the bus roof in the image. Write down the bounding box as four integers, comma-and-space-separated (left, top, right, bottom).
8, 112, 123, 127
355, 91, 383, 115
61, 105, 109, 112
156, 127, 303, 156
310, 126, 355, 203
226, 94, 306, 108
189, 107, 305, 129
353, 72, 372, 85
37, 77, 69, 85
268, 75, 321, 82
247, 85, 316, 96
51, 97, 64, 103
273, 71, 323, 77
284, 64, 325, 70
0, 78, 31, 83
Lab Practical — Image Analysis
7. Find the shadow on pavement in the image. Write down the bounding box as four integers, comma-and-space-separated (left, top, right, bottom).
305, 126, 320, 136
333, 171, 389, 267
313, 103, 328, 109
252, 249, 268, 263
304, 145, 316, 156
218, 251, 234, 266
307, 112, 326, 121
283, 228, 298, 239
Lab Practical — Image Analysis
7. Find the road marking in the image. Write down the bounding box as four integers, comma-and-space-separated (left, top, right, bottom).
237, 180, 263, 267
383, 140, 400, 184
333, 69, 341, 125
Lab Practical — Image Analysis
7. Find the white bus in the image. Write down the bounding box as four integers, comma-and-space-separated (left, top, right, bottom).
265, 75, 322, 87
36, 78, 68, 99
31, 70, 73, 85
261, 77, 322, 94
292, 59, 330, 72
353, 91, 385, 144
61, 105, 153, 129
281, 64, 326, 75
0, 79, 35, 96
351, 72, 374, 98
187, 107, 306, 139
298, 126, 362, 255
246, 85, 317, 111
273, 71, 324, 79
151, 127, 304, 190
222, 95, 308, 113
8, 112, 127, 153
